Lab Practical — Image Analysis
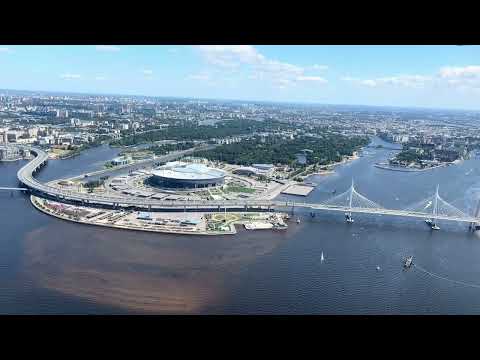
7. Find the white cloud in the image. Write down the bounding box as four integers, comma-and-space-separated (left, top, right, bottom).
95, 76, 107, 81
343, 74, 431, 88
0, 47, 13, 54
194, 45, 328, 89
439, 66, 480, 79
310, 64, 329, 71
361, 79, 377, 87
143, 69, 153, 75
60, 73, 81, 80
195, 45, 265, 68
167, 48, 179, 53
96, 45, 121, 52
297, 76, 328, 83
342, 66, 480, 92
437, 66, 480, 89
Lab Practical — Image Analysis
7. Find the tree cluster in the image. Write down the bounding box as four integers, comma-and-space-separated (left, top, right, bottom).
109, 119, 293, 146
195, 134, 369, 167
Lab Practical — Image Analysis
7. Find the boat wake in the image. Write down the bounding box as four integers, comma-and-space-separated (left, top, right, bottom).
413, 263, 480, 290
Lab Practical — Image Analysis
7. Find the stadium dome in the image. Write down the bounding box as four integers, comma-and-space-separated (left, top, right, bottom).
149, 161, 226, 188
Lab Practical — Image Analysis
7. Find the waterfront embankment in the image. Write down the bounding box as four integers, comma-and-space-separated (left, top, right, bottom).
373, 162, 451, 172
31, 195, 289, 236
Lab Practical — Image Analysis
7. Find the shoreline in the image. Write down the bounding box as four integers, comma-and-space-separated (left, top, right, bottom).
0, 157, 24, 162
373, 162, 451, 172
303, 152, 360, 178
30, 195, 289, 237
31, 195, 237, 236
50, 152, 82, 160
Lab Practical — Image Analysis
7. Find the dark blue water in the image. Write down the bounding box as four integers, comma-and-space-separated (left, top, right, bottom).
2, 140, 480, 314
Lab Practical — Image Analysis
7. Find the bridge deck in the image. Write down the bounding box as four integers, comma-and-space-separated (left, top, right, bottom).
14, 145, 480, 224
289, 203, 477, 223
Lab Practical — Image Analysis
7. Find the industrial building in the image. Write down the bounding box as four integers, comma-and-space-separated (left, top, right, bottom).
149, 161, 226, 189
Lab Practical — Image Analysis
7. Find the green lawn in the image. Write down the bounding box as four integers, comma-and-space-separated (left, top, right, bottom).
225, 186, 256, 194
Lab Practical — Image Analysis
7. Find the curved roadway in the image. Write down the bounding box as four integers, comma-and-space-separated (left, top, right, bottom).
17, 146, 276, 210
16, 146, 479, 224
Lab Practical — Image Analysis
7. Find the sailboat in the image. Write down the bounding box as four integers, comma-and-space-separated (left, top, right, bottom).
321, 252, 324, 263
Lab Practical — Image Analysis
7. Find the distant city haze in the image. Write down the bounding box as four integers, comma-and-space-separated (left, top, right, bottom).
1, 45, 480, 110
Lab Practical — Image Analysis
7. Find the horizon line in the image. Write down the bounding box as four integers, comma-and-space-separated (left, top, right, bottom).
1, 87, 480, 113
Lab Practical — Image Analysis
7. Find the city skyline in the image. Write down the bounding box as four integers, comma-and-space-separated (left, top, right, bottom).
1, 45, 480, 110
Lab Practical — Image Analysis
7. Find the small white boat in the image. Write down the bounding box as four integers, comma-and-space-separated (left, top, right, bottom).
244, 222, 274, 230
376, 266, 381, 271
321, 252, 324, 262
296, 218, 301, 224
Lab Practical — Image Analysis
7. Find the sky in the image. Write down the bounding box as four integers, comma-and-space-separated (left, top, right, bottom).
1, 45, 480, 110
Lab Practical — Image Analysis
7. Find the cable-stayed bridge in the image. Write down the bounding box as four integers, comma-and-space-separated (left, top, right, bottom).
14, 145, 480, 231
285, 180, 479, 229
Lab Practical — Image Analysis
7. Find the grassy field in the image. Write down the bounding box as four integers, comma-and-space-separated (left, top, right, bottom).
224, 186, 256, 194
51, 148, 74, 157
211, 213, 240, 223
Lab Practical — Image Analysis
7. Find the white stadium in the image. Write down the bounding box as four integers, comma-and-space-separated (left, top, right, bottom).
149, 161, 226, 189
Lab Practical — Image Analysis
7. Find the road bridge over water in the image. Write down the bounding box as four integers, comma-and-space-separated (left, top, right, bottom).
15, 146, 480, 231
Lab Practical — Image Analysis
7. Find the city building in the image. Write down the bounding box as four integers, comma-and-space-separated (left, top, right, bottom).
111, 155, 132, 166
0, 145, 21, 161
252, 163, 275, 171
232, 167, 258, 176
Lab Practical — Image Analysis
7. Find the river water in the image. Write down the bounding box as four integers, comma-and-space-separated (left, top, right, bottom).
2, 139, 480, 314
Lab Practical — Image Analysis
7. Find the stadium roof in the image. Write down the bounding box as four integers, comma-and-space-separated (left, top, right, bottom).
151, 162, 225, 181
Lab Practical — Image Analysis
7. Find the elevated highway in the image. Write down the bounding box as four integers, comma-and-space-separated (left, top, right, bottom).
16, 146, 480, 228
17, 146, 277, 210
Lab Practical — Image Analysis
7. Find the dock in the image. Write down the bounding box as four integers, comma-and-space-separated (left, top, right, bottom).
281, 184, 315, 196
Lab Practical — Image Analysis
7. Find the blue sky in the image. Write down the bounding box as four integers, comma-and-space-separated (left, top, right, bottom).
1, 45, 480, 110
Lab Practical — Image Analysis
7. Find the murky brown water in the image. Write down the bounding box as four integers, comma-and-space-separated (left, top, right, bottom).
21, 220, 293, 313
5, 141, 480, 314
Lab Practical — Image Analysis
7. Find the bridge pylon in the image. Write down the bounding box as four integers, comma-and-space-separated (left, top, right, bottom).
345, 179, 355, 223
469, 198, 480, 232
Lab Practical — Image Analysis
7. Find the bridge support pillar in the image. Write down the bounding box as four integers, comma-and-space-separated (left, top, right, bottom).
470, 199, 480, 232
345, 212, 353, 223
469, 222, 479, 232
